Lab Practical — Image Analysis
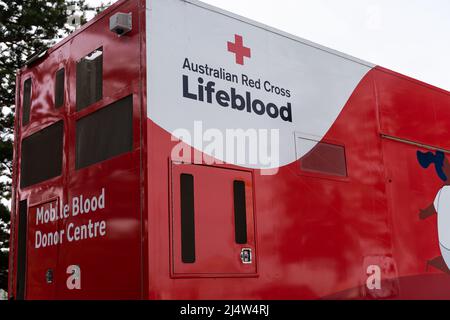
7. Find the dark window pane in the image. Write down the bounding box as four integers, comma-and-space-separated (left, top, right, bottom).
180, 173, 195, 263
16, 199, 28, 300
75, 95, 133, 169
233, 180, 248, 244
20, 121, 64, 188
54, 68, 65, 108
22, 78, 32, 126
76, 48, 103, 111
300, 141, 347, 177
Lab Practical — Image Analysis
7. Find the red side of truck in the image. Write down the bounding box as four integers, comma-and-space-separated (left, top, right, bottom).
8, 0, 450, 299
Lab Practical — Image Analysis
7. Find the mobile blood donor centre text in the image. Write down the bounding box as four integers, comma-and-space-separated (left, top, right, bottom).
34, 188, 107, 249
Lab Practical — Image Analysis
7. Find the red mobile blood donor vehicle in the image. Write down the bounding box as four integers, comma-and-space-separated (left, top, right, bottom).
8, 0, 450, 299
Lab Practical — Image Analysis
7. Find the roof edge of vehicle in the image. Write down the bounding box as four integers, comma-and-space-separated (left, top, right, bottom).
18, 0, 450, 97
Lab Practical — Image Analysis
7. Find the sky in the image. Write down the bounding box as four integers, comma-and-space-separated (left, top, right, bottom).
86, 0, 450, 92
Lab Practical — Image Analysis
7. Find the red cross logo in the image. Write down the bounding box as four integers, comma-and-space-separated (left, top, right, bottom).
227, 34, 251, 65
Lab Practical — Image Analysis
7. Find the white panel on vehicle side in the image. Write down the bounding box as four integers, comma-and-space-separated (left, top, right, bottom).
146, 0, 373, 170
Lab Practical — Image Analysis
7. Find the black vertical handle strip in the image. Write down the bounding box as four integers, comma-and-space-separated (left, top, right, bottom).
180, 174, 195, 263
233, 180, 248, 244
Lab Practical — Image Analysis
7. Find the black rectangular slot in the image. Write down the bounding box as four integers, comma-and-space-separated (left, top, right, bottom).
75, 95, 133, 169
20, 121, 64, 188
22, 78, 32, 126
233, 180, 248, 244
54, 68, 65, 108
16, 199, 28, 300
180, 173, 195, 263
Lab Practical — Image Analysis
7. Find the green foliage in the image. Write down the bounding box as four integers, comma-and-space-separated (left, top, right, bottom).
0, 0, 111, 293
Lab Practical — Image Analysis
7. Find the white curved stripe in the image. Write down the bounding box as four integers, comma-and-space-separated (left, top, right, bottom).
146, 0, 373, 169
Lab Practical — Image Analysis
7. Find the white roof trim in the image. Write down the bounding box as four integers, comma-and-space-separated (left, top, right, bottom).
177, 0, 376, 68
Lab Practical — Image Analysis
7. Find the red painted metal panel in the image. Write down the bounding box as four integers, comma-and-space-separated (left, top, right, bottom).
146, 69, 393, 299
381, 139, 442, 277
9, 0, 143, 299
170, 163, 256, 276
376, 67, 450, 151
26, 199, 59, 299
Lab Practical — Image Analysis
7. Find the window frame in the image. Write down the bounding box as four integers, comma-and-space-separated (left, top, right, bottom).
54, 67, 65, 109
74, 94, 134, 170
20, 120, 65, 189
75, 47, 103, 112
21, 77, 32, 126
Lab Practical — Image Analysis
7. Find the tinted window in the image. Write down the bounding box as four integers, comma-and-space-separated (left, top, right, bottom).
301, 141, 347, 177
54, 68, 65, 108
76, 48, 103, 111
75, 95, 133, 169
20, 121, 64, 188
22, 78, 32, 126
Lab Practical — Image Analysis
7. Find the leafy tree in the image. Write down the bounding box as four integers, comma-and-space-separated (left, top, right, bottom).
0, 0, 112, 293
